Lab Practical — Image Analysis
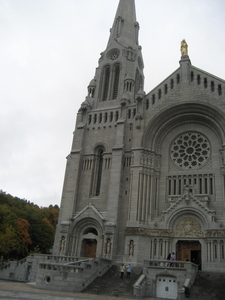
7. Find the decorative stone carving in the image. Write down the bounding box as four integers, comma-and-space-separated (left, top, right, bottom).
122, 47, 137, 61
106, 48, 120, 60
140, 150, 161, 170
79, 97, 93, 112
175, 217, 203, 237
204, 230, 225, 237
125, 227, 173, 237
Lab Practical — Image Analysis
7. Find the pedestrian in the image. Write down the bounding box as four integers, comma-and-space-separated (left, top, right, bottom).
126, 263, 132, 279
166, 252, 171, 266
183, 285, 190, 298
170, 252, 176, 267
120, 263, 125, 279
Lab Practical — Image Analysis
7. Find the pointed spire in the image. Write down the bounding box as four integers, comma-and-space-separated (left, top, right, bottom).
107, 0, 139, 49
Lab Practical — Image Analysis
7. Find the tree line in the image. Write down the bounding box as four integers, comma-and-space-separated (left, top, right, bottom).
0, 191, 59, 261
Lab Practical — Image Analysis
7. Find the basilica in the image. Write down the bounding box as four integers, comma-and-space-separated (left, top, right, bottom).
53, 0, 225, 273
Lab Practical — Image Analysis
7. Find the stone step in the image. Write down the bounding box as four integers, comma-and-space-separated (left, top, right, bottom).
84, 265, 141, 297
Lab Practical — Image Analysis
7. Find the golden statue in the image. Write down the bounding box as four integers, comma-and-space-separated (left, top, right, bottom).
180, 39, 188, 56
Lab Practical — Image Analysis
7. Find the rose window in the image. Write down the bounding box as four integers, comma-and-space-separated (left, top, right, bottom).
110, 53, 118, 60
106, 48, 120, 60
170, 132, 210, 169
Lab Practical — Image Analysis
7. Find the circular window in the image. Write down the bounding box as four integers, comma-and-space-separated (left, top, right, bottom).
45, 276, 51, 284
170, 132, 210, 169
106, 48, 120, 60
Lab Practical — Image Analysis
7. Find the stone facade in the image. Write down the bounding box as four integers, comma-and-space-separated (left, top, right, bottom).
53, 0, 225, 272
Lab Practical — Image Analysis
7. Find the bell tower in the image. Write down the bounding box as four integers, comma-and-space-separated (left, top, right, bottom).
53, 0, 145, 258
81, 0, 144, 112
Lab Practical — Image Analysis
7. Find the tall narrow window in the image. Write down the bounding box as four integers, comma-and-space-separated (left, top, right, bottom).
104, 112, 108, 123
218, 84, 222, 96
102, 66, 110, 101
158, 89, 161, 99
115, 111, 119, 121
152, 94, 155, 104
221, 243, 224, 260
168, 179, 171, 195
211, 81, 215, 92
164, 84, 168, 94
95, 149, 104, 196
110, 112, 113, 122
112, 65, 120, 99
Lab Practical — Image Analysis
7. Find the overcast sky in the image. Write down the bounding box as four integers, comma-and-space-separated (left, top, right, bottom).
1, 0, 225, 207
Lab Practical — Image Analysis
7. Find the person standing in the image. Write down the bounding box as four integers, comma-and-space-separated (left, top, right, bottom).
171, 252, 176, 267
120, 263, 125, 279
183, 285, 190, 298
166, 253, 171, 266
126, 264, 132, 279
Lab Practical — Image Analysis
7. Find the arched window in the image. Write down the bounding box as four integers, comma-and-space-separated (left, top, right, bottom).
112, 64, 120, 99
95, 149, 103, 196
101, 66, 111, 101
91, 147, 104, 197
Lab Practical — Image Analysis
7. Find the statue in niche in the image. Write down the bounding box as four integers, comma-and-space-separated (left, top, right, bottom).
129, 240, 134, 257
180, 39, 188, 56
60, 236, 65, 253
106, 238, 111, 255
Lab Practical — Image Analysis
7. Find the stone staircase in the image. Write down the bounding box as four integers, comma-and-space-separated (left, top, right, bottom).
83, 265, 142, 298
190, 271, 225, 300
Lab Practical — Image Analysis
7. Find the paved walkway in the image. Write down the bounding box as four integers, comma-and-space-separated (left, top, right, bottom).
0, 280, 159, 300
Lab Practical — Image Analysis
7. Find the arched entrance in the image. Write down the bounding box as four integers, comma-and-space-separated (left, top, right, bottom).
80, 227, 98, 258
177, 240, 201, 269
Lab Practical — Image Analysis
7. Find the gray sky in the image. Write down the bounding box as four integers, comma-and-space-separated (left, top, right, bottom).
1, 0, 225, 207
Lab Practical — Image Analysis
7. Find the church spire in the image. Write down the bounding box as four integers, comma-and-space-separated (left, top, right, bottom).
107, 0, 139, 49
81, 0, 144, 111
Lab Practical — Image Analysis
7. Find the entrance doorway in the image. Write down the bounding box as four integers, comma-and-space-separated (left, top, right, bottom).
177, 240, 201, 269
81, 239, 97, 258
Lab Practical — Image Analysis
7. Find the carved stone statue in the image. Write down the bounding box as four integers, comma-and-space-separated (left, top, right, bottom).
106, 238, 111, 255
60, 236, 65, 253
180, 39, 188, 56
129, 240, 134, 257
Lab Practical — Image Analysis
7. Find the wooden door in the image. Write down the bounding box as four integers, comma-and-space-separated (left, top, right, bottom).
84, 240, 97, 258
